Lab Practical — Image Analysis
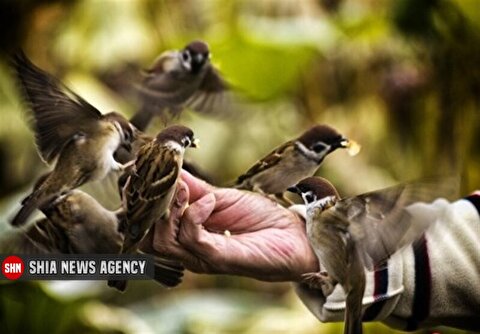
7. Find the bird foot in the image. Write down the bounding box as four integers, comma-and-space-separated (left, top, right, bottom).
119, 160, 135, 171
302, 271, 336, 297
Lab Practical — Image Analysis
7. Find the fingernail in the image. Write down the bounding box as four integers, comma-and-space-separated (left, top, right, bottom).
174, 181, 189, 207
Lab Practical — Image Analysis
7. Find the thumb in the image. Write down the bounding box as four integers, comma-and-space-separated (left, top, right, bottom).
183, 193, 216, 226
179, 193, 217, 251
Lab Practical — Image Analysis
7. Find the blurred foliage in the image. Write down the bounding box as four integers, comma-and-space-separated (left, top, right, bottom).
0, 0, 478, 333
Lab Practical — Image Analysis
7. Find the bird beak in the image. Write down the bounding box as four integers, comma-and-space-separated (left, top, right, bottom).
339, 138, 361, 156
287, 186, 299, 194
191, 138, 200, 148
195, 54, 204, 64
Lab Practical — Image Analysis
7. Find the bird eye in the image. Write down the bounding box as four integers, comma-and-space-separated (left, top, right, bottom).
312, 143, 327, 153
182, 137, 191, 147
302, 191, 316, 204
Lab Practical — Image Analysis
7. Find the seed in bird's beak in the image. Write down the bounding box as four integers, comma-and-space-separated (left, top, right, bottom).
346, 140, 361, 156
341, 139, 361, 156
192, 138, 200, 148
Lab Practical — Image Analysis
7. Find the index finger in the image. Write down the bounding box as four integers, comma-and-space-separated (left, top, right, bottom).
180, 169, 215, 203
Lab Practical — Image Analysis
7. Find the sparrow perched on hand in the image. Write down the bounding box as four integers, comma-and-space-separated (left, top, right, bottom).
235, 124, 360, 200
1, 190, 184, 288
288, 177, 455, 334
130, 40, 229, 130
10, 51, 135, 226
109, 125, 198, 291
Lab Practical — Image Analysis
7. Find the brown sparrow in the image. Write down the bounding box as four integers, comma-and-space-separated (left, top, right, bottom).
1, 190, 184, 288
10, 51, 135, 226
109, 125, 198, 291
288, 177, 456, 334
130, 40, 229, 130
235, 124, 360, 200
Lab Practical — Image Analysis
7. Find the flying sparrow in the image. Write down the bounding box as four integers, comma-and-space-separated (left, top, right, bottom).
235, 124, 360, 200
10, 51, 135, 226
130, 40, 229, 130
109, 125, 198, 291
287, 177, 455, 334
1, 190, 185, 288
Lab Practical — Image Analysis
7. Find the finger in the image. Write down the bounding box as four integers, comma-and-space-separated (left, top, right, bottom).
183, 193, 216, 226
179, 193, 221, 257
148, 181, 190, 259
180, 170, 214, 203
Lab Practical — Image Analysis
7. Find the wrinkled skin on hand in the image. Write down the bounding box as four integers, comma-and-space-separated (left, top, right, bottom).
143, 171, 319, 282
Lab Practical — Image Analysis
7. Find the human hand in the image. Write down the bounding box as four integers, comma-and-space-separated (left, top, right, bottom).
148, 171, 319, 282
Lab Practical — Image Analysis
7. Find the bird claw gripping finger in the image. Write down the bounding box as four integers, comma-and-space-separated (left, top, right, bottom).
302, 271, 336, 297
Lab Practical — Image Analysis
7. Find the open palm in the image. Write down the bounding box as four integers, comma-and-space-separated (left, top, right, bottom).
150, 171, 318, 282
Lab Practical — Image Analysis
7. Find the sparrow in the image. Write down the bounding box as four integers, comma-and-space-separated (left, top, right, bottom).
114, 131, 214, 184
10, 51, 135, 226
0, 190, 184, 288
235, 124, 360, 200
130, 40, 229, 130
287, 177, 455, 334
109, 125, 198, 291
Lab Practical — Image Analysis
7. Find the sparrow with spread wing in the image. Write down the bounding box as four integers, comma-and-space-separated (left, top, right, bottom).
130, 40, 229, 130
10, 51, 135, 226
288, 177, 456, 334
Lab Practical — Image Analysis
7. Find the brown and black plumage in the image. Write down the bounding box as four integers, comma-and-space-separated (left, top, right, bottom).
1, 190, 184, 288
130, 40, 229, 130
288, 177, 458, 334
10, 51, 134, 226
235, 124, 360, 197
109, 125, 198, 291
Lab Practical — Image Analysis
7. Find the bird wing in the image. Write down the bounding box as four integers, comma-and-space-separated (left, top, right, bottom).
125, 142, 180, 221
236, 141, 294, 185
330, 178, 459, 270
1, 218, 69, 254
12, 51, 103, 164
137, 51, 195, 107
184, 65, 232, 116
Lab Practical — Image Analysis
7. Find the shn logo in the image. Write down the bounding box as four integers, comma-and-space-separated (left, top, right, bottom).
2, 255, 24, 280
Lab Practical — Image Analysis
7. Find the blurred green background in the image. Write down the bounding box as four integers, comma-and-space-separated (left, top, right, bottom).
0, 0, 478, 333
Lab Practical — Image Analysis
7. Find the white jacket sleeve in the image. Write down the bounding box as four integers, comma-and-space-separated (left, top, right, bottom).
291, 193, 480, 332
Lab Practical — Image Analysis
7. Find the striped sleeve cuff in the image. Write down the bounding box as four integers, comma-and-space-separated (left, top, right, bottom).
465, 191, 480, 213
